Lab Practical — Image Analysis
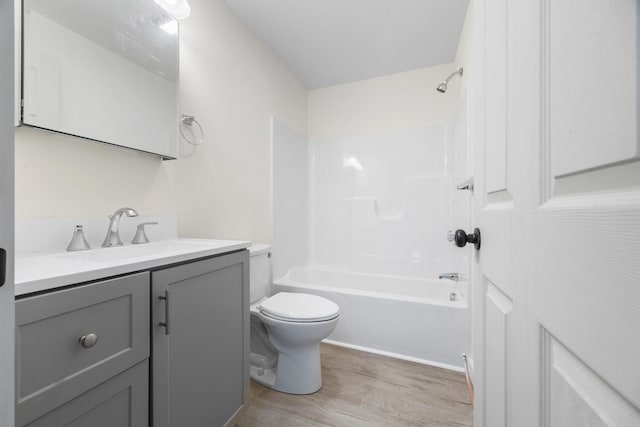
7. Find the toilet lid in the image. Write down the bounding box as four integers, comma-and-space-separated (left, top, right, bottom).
258, 292, 340, 322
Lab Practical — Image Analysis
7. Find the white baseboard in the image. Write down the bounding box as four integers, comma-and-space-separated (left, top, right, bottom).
322, 339, 465, 373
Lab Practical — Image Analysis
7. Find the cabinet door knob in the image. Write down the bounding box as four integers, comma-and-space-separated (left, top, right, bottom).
78, 333, 99, 348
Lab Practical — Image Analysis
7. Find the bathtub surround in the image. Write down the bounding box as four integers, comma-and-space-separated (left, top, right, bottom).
271, 118, 308, 280
267, 64, 468, 278
450, 95, 472, 272
271, 64, 472, 369
307, 64, 468, 279
310, 125, 459, 279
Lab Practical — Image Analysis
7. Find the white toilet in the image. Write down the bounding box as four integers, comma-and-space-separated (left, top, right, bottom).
249, 244, 340, 394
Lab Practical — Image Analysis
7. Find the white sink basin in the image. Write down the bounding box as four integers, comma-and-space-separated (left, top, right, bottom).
15, 238, 250, 296
51, 239, 233, 263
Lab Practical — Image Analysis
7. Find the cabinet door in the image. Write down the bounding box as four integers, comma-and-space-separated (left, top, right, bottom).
152, 251, 249, 427
25, 360, 149, 427
16, 272, 150, 425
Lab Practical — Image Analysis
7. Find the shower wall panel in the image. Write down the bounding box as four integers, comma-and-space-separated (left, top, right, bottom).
310, 126, 461, 279
272, 118, 309, 280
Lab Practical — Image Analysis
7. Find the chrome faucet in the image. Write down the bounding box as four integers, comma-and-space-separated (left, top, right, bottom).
102, 207, 139, 247
439, 273, 461, 281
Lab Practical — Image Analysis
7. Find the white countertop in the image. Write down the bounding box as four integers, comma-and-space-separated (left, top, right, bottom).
15, 238, 250, 296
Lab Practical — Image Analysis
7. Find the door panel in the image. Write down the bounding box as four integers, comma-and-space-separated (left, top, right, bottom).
484, 281, 512, 427
542, 333, 640, 427
473, 0, 640, 425
484, 0, 508, 195
547, 0, 638, 176
478, 209, 513, 295
536, 202, 640, 409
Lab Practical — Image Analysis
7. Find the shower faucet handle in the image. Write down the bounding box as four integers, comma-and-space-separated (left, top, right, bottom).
447, 230, 456, 243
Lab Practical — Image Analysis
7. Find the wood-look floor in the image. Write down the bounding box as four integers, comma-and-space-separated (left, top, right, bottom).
229, 343, 473, 427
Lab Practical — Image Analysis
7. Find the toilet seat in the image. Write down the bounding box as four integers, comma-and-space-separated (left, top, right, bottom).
258, 292, 340, 323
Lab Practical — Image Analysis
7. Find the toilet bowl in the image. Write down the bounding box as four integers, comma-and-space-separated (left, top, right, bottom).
249, 245, 340, 394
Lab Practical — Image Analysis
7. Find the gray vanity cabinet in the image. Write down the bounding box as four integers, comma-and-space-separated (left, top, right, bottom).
15, 272, 150, 426
151, 250, 249, 427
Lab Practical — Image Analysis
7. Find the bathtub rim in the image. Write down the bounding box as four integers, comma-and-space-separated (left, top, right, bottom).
275, 271, 468, 308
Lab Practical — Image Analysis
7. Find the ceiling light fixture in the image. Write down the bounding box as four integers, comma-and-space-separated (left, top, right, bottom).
154, 0, 191, 20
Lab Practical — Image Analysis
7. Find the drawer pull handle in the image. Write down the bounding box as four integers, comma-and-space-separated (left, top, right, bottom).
159, 289, 170, 335
79, 333, 99, 349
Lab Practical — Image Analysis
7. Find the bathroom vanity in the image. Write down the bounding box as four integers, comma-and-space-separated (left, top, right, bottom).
14, 240, 250, 427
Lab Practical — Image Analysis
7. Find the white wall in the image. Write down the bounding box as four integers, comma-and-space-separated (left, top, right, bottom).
175, 0, 306, 242
15, 0, 307, 244
308, 63, 459, 141
453, 1, 474, 100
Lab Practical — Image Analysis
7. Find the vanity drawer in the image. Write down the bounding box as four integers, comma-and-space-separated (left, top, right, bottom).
16, 272, 150, 426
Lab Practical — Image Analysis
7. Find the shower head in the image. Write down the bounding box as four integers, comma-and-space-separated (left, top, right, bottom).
436, 67, 464, 93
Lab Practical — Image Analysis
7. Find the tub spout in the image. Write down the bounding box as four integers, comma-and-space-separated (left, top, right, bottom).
439, 273, 462, 281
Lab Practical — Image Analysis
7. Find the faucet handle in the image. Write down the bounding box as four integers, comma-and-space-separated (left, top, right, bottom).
67, 225, 91, 251
132, 222, 158, 245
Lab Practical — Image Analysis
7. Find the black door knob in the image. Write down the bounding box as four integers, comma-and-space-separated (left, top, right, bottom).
453, 228, 481, 250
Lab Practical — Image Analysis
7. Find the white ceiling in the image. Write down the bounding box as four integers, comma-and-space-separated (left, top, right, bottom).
224, 0, 469, 89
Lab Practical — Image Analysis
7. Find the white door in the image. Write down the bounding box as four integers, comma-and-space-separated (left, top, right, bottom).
0, 0, 16, 424
472, 0, 640, 426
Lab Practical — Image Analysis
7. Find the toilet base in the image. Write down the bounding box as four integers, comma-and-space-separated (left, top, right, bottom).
249, 343, 323, 395
249, 365, 277, 389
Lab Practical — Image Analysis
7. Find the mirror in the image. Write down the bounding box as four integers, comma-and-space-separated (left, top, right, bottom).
21, 0, 179, 159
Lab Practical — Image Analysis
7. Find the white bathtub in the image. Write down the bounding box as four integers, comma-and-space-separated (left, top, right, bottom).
273, 267, 470, 371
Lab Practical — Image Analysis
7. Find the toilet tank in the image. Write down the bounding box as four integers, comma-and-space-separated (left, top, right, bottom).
249, 244, 271, 304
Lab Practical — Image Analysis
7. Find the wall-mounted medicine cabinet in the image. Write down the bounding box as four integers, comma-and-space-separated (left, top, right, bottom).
18, 0, 180, 159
